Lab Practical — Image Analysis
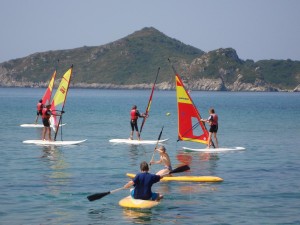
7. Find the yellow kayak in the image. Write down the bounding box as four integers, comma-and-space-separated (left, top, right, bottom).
119, 195, 160, 209
126, 173, 223, 182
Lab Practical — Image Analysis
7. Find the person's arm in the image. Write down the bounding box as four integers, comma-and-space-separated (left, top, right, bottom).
124, 180, 134, 189
201, 117, 209, 123
150, 155, 162, 165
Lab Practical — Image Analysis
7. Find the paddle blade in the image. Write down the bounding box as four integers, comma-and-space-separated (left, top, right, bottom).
169, 165, 190, 174
87, 191, 110, 201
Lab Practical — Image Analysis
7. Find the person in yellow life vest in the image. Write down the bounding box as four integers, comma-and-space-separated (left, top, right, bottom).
35, 99, 43, 124
129, 105, 147, 140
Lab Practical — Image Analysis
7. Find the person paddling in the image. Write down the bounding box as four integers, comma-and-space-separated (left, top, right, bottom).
201, 108, 219, 148
150, 146, 172, 176
129, 105, 147, 140
123, 161, 163, 201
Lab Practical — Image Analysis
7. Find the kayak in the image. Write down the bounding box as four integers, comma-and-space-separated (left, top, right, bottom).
126, 173, 223, 182
119, 195, 160, 209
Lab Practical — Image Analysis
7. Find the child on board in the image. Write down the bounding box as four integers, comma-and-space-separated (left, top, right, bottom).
150, 145, 172, 176
123, 161, 163, 201
201, 108, 219, 148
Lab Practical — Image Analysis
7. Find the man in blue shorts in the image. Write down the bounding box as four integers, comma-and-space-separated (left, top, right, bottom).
124, 161, 163, 201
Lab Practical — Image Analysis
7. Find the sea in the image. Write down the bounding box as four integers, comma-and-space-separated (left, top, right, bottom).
0, 87, 299, 225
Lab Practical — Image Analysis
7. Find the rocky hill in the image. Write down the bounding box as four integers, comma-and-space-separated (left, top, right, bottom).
0, 27, 300, 91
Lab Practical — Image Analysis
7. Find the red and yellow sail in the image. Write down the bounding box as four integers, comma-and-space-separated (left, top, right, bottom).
41, 70, 56, 105
175, 74, 209, 145
50, 66, 73, 134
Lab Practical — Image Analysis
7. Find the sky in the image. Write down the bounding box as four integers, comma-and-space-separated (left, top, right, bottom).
0, 0, 299, 63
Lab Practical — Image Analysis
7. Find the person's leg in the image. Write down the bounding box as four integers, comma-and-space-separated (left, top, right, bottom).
213, 132, 218, 148
47, 127, 51, 141
42, 127, 46, 140
207, 132, 212, 148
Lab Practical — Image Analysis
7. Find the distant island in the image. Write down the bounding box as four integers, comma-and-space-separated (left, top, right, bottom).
0, 27, 299, 92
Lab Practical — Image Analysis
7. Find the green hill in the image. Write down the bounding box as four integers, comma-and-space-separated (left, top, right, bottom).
0, 27, 299, 91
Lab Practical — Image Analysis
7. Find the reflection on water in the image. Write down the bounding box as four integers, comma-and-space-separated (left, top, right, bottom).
128, 145, 147, 167
176, 150, 219, 176
122, 208, 153, 224
40, 146, 73, 222
41, 146, 71, 189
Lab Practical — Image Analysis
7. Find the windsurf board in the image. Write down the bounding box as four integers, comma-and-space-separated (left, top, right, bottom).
109, 139, 168, 145
183, 146, 245, 152
23, 139, 87, 146
20, 123, 66, 128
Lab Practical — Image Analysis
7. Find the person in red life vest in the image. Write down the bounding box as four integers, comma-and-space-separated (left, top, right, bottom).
129, 105, 147, 140
42, 104, 63, 141
35, 99, 44, 124
201, 108, 219, 148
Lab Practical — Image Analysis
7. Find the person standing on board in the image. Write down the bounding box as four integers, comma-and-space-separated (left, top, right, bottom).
150, 146, 172, 176
42, 104, 53, 141
42, 104, 63, 141
123, 161, 163, 201
201, 108, 219, 148
129, 105, 147, 140
35, 99, 44, 124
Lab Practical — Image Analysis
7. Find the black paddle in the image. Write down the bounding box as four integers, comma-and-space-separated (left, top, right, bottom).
86, 165, 190, 202
167, 164, 190, 175
87, 187, 124, 202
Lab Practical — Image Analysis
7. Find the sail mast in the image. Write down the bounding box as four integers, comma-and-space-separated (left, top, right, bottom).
139, 67, 160, 135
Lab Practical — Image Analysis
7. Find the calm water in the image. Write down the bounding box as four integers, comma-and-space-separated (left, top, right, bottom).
0, 88, 299, 225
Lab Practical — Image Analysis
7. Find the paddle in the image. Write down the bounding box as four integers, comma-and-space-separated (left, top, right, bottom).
87, 187, 125, 202
167, 164, 190, 175
150, 126, 164, 166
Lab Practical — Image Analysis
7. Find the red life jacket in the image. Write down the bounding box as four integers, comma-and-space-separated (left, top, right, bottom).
42, 108, 51, 119
37, 102, 43, 111
211, 114, 218, 125
130, 109, 138, 120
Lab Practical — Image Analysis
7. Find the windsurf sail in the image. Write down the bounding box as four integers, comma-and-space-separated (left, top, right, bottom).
41, 70, 57, 105
139, 67, 160, 134
171, 63, 209, 145
50, 65, 73, 140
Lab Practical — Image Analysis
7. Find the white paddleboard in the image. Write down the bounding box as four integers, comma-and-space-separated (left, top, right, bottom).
20, 123, 66, 128
109, 139, 168, 145
183, 146, 245, 152
23, 139, 87, 146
